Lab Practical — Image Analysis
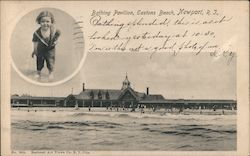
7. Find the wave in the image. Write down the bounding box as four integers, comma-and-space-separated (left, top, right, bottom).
91, 121, 123, 129
162, 131, 190, 135
141, 127, 150, 131
141, 125, 236, 138
12, 120, 123, 131
113, 114, 130, 118
161, 131, 185, 135
71, 112, 141, 119
222, 130, 237, 134
72, 112, 110, 117
92, 140, 116, 146
79, 128, 100, 131
12, 110, 236, 123
47, 125, 66, 129
182, 127, 236, 134
29, 128, 45, 131
70, 112, 169, 119
62, 121, 90, 126
142, 128, 191, 136
69, 112, 236, 122
177, 145, 192, 149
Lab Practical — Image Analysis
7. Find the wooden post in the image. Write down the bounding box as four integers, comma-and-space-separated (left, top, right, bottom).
64, 100, 66, 107
76, 100, 78, 107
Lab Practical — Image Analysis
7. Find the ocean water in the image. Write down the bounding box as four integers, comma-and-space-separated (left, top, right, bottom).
11, 108, 236, 151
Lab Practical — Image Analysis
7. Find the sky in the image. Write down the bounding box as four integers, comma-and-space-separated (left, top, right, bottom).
11, 51, 236, 100
8, 4, 237, 100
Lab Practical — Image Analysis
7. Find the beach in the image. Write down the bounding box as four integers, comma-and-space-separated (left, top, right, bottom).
11, 107, 236, 151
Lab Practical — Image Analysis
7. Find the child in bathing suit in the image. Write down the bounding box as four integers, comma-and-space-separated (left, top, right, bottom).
32, 11, 61, 80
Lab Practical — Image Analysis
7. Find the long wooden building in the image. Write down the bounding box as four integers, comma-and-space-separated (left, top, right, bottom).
11, 75, 236, 110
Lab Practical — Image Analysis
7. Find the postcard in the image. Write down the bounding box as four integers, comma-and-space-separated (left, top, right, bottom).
1, 1, 249, 156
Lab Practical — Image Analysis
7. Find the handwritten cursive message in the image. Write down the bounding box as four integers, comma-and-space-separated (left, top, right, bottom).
87, 8, 235, 64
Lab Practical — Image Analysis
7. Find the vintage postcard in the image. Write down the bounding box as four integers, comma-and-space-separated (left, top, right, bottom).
1, 1, 249, 156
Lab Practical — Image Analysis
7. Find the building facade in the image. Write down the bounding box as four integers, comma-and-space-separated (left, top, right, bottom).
11, 75, 237, 110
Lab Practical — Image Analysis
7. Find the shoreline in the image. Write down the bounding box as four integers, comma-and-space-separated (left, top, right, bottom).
11, 107, 237, 116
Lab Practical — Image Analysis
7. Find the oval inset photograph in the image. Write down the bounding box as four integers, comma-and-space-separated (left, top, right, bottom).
11, 8, 85, 86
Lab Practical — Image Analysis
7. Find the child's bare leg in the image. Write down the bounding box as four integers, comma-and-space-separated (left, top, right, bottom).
34, 70, 41, 78
35, 56, 44, 79
48, 70, 54, 80
46, 54, 55, 80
